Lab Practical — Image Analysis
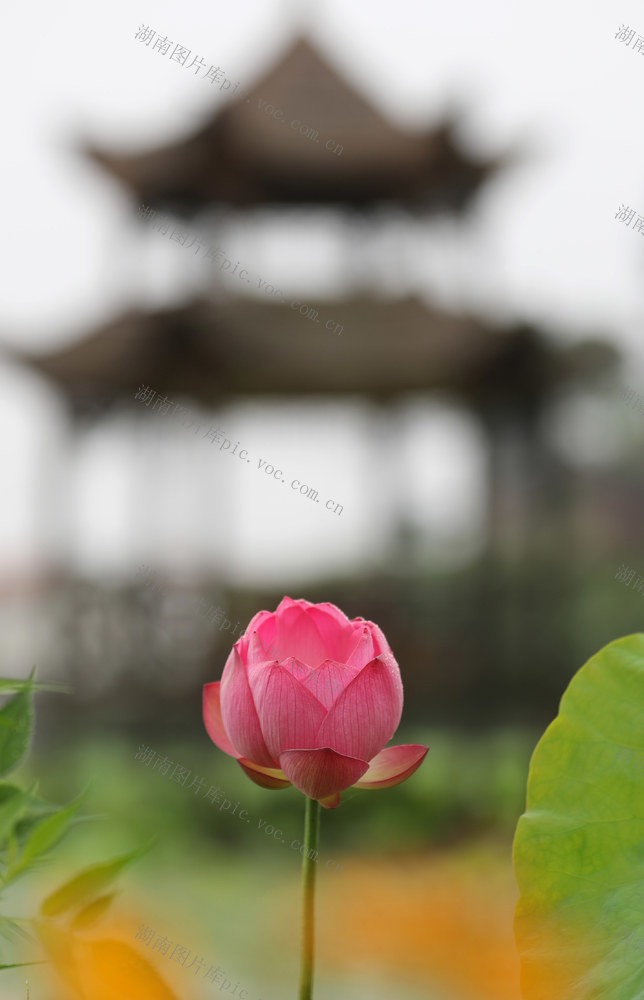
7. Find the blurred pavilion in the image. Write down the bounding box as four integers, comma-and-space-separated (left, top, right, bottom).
8, 34, 625, 726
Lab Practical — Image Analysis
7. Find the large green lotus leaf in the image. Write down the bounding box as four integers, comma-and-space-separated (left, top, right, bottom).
514, 633, 644, 999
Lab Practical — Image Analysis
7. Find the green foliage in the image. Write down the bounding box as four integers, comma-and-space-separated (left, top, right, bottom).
40, 841, 152, 918
513, 633, 644, 999
7, 790, 87, 880
70, 892, 117, 930
0, 680, 85, 902
0, 674, 150, 981
0, 786, 34, 846
0, 683, 34, 778
0, 677, 68, 696
0, 960, 45, 970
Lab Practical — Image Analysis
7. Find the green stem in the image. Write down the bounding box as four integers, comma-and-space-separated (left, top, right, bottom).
298, 795, 321, 1000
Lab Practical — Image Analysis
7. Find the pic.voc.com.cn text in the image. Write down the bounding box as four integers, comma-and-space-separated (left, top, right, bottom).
133, 25, 343, 158
134, 385, 344, 517
137, 204, 343, 337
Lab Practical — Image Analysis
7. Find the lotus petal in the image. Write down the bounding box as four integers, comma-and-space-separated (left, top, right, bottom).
238, 759, 291, 789
202, 682, 241, 759
314, 656, 403, 762
250, 663, 327, 760
219, 646, 275, 767
279, 747, 369, 799
354, 744, 429, 788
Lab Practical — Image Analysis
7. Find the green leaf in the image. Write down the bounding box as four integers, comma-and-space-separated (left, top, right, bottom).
11, 791, 87, 875
0, 783, 62, 858
71, 892, 116, 930
40, 841, 153, 918
0, 672, 36, 695
0, 960, 46, 970
0, 915, 35, 945
6, 828, 18, 870
0, 688, 33, 778
0, 675, 68, 695
0, 783, 28, 807
513, 633, 644, 999
0, 786, 34, 847
0, 784, 61, 837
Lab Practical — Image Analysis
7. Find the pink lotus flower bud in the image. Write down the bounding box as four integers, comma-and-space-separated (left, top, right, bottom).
203, 597, 428, 809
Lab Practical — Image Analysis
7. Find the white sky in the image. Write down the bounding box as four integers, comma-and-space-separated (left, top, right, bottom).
1, 0, 643, 584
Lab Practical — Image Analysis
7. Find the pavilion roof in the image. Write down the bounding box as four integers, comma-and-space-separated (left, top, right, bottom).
10, 296, 616, 419
85, 38, 510, 214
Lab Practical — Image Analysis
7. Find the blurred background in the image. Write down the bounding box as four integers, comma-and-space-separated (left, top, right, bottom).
2, 0, 644, 997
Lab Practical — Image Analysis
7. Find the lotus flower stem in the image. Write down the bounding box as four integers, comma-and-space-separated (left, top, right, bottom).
298, 795, 321, 1000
